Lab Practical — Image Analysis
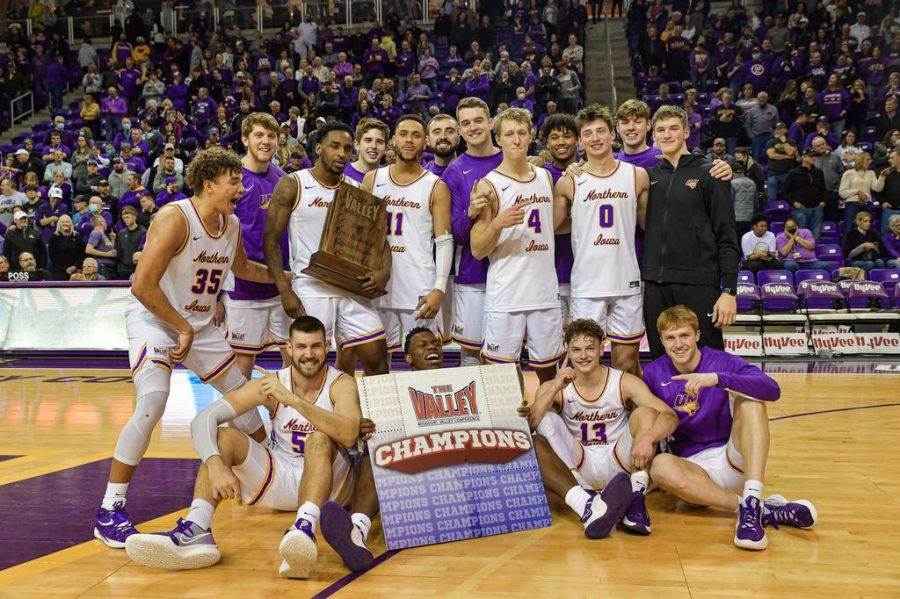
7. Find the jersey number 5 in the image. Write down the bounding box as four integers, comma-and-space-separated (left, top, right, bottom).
190, 268, 224, 295
291, 431, 307, 455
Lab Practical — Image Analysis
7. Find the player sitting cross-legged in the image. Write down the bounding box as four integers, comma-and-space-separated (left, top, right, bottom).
524, 319, 679, 538
125, 316, 360, 578
318, 326, 445, 572
643, 306, 818, 550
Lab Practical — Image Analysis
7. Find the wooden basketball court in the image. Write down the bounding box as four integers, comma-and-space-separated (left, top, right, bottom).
0, 364, 898, 597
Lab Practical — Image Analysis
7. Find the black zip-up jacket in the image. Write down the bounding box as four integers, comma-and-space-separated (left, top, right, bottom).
643, 152, 739, 289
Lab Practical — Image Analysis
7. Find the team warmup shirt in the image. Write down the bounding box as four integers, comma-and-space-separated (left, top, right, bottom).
342, 163, 367, 183
443, 151, 504, 285
423, 159, 449, 177
616, 146, 662, 168
545, 161, 573, 287
642, 348, 780, 457
229, 163, 288, 301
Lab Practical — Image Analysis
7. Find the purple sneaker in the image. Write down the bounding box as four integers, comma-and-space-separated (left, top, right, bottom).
321, 501, 374, 572
734, 496, 767, 550
125, 518, 220, 569
278, 517, 318, 578
620, 491, 652, 536
763, 494, 818, 530
94, 505, 139, 548
582, 472, 632, 539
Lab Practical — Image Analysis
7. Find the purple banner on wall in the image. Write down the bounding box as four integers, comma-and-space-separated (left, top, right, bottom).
357, 364, 552, 550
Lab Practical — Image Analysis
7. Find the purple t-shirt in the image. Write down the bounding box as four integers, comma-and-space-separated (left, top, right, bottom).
87, 229, 116, 268
229, 163, 289, 301
642, 347, 781, 457
616, 146, 662, 168
776, 229, 817, 262
342, 163, 367, 183
442, 151, 503, 286
423, 160, 449, 177
545, 162, 573, 286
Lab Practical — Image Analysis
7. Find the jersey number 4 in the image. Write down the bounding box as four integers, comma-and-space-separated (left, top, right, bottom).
527, 209, 542, 233
190, 268, 224, 295
580, 422, 608, 445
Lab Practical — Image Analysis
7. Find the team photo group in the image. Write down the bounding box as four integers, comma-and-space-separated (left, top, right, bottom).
91, 95, 819, 580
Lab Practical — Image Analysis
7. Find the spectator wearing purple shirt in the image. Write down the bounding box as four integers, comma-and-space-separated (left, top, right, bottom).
818, 74, 850, 135
509, 87, 534, 113
396, 41, 416, 91
776, 218, 830, 271
440, 69, 466, 113
364, 38, 389, 83
45, 54, 68, 112
333, 53, 354, 79
31, 45, 51, 104
117, 173, 148, 211
192, 88, 219, 131
405, 74, 431, 119
418, 48, 440, 91
100, 87, 128, 141
155, 178, 187, 207
117, 59, 142, 113
860, 46, 887, 107
882, 214, 900, 268
464, 63, 491, 104
642, 306, 814, 551
377, 95, 402, 132
84, 214, 117, 280
37, 189, 68, 244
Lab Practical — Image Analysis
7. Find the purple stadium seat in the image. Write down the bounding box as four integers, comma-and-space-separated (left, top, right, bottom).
760, 281, 798, 312
819, 221, 839, 242
795, 269, 831, 285
32, 120, 52, 132
765, 200, 791, 221
797, 279, 845, 309
816, 244, 844, 269
738, 270, 755, 284
895, 284, 900, 307
869, 269, 900, 296
769, 221, 784, 235
757, 270, 794, 286
846, 280, 890, 310
737, 282, 760, 313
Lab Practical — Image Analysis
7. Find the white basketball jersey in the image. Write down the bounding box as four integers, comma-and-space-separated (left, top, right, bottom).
288, 169, 360, 298
570, 161, 641, 297
130, 198, 241, 331
372, 165, 440, 310
483, 166, 558, 312
561, 368, 630, 447
269, 365, 346, 458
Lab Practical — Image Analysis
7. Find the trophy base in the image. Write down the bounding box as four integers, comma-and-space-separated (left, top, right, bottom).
303, 251, 387, 300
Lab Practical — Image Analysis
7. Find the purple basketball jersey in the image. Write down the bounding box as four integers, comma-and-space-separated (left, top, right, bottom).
545, 162, 573, 286
616, 146, 662, 169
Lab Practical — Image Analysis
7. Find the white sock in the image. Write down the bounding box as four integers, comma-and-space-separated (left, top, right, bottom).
297, 502, 321, 531
460, 353, 481, 367
742, 480, 763, 503
351, 513, 372, 541
101, 482, 129, 510
186, 499, 216, 531
631, 470, 649, 494
564, 486, 592, 516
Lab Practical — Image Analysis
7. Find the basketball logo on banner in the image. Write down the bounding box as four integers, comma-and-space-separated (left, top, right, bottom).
358, 364, 552, 550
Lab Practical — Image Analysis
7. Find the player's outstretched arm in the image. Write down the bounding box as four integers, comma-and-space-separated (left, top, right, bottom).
131, 205, 193, 362
674, 354, 781, 401
191, 377, 274, 464
635, 166, 649, 230
261, 373, 361, 448
553, 174, 574, 233
231, 240, 275, 284
264, 174, 305, 318
622, 373, 679, 442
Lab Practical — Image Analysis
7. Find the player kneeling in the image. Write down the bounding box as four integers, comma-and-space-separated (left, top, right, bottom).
319, 327, 444, 571
643, 306, 817, 550
525, 319, 679, 538
125, 316, 360, 578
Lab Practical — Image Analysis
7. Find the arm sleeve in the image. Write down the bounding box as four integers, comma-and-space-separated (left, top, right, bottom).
433, 233, 453, 292
190, 398, 238, 462
717, 355, 781, 401
707, 173, 740, 289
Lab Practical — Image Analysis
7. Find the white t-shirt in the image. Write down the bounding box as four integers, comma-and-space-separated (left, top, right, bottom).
741, 230, 776, 259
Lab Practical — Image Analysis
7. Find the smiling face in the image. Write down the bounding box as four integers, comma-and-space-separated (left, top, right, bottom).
457, 105, 493, 149
660, 324, 701, 369
546, 127, 577, 163
652, 116, 688, 155
404, 330, 443, 370
427, 117, 460, 159
566, 334, 604, 375
393, 118, 426, 163
355, 126, 387, 167
243, 123, 277, 164
286, 329, 328, 379
580, 118, 615, 160
617, 114, 650, 152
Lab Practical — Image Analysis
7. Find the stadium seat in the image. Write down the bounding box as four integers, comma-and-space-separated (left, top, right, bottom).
769, 221, 784, 235
760, 281, 799, 312
757, 270, 795, 286
845, 280, 890, 310
765, 200, 791, 222
869, 269, 900, 297
737, 282, 761, 313
797, 279, 845, 310
795, 269, 831, 285
816, 244, 844, 270
738, 270, 755, 284
819, 221, 839, 242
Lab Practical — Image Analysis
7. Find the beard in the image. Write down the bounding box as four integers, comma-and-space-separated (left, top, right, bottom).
292, 355, 326, 379
432, 141, 458, 159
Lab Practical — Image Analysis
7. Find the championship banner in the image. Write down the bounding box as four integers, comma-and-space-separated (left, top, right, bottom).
358, 364, 552, 550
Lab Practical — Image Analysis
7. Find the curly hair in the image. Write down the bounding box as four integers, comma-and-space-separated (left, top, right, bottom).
185, 147, 243, 191
564, 319, 607, 345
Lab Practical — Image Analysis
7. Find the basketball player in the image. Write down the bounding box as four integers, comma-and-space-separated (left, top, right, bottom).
468, 107, 563, 383
525, 319, 679, 537
443, 97, 503, 366
264, 122, 391, 376
337, 118, 388, 372
555, 104, 648, 377
423, 114, 460, 177
363, 114, 453, 352
540, 113, 579, 325
615, 99, 664, 168
319, 326, 444, 572
344, 118, 388, 183
224, 113, 291, 376
124, 316, 361, 578
644, 306, 818, 550
94, 148, 273, 548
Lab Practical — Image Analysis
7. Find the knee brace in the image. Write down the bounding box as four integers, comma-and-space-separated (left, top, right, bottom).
113, 391, 169, 466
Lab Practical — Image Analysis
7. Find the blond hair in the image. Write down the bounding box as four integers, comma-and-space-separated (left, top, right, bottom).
493, 107, 533, 136
240, 112, 279, 138
656, 305, 700, 333
354, 117, 389, 143
456, 97, 491, 121
650, 105, 689, 130
616, 99, 650, 122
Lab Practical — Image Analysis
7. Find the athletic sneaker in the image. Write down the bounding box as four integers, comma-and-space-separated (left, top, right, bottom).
124, 519, 220, 569
734, 496, 767, 550
321, 501, 374, 572
581, 472, 632, 539
278, 517, 317, 578
94, 505, 139, 549
620, 491, 652, 536
763, 494, 818, 529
